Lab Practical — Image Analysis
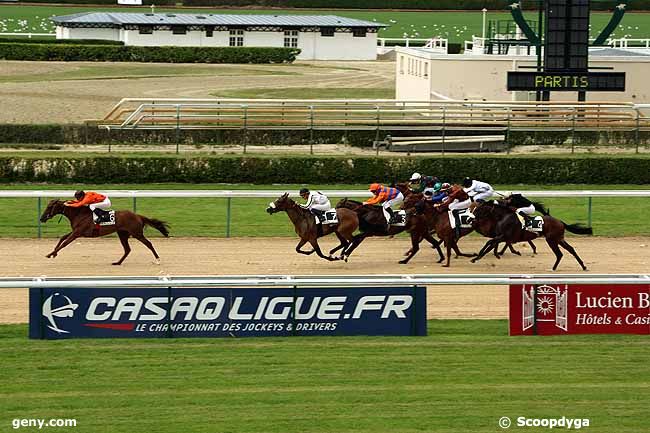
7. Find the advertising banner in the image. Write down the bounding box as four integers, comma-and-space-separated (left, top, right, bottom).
29, 286, 427, 339
509, 284, 650, 335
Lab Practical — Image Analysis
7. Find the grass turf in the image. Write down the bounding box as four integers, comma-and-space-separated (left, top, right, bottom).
1, 5, 649, 43
1, 320, 649, 433
0, 183, 648, 238
210, 86, 395, 99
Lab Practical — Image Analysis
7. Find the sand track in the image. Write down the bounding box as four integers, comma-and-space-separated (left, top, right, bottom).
1, 236, 648, 324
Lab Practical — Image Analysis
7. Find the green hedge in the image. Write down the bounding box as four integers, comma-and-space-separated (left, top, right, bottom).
179, 0, 650, 10
0, 155, 647, 184
19, 0, 175, 4
0, 44, 300, 63
0, 38, 124, 45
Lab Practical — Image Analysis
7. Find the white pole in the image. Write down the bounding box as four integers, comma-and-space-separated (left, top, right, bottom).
482, 8, 488, 39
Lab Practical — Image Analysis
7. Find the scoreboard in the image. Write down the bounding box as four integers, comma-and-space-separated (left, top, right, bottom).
507, 72, 626, 92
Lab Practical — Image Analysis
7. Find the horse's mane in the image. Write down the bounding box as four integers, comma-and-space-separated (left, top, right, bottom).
338, 198, 363, 206
532, 200, 550, 216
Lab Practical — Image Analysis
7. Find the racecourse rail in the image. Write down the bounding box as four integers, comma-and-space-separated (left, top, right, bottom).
94, 99, 650, 152
0, 274, 648, 289
2, 189, 649, 238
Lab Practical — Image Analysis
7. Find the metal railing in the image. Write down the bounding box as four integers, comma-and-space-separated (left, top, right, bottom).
0, 274, 647, 289
94, 100, 650, 154
3, 189, 648, 239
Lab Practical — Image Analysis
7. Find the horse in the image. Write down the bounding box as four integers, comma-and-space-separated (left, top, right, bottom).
335, 198, 445, 264
470, 201, 591, 270
266, 193, 358, 262
39, 199, 170, 265
401, 192, 475, 267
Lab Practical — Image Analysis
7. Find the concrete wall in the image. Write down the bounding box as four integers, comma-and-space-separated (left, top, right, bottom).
59, 27, 120, 41
395, 47, 650, 102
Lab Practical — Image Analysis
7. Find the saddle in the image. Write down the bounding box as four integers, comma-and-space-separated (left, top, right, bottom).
517, 214, 544, 232
316, 210, 339, 225
448, 209, 474, 229
93, 209, 116, 227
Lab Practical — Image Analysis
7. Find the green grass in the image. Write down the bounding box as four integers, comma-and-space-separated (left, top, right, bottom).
1, 320, 649, 433
0, 64, 295, 84
1, 5, 649, 43
0, 183, 648, 238
211, 87, 395, 99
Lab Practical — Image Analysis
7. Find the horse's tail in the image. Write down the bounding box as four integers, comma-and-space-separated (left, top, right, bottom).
563, 222, 593, 235
532, 200, 550, 216
141, 216, 170, 237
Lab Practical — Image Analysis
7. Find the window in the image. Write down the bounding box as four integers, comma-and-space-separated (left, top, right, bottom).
206, 27, 213, 38
399, 56, 404, 74
320, 27, 334, 37
139, 26, 153, 35
229, 29, 244, 46
283, 30, 298, 48
172, 26, 187, 35
352, 28, 366, 38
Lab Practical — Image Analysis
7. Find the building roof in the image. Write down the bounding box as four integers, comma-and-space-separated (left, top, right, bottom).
52, 12, 387, 28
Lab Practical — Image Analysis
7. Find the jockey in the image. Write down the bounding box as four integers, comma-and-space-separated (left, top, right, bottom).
462, 177, 494, 207
437, 184, 472, 239
427, 182, 449, 203
408, 173, 425, 193
506, 193, 540, 228
364, 183, 404, 224
65, 190, 111, 222
299, 188, 332, 218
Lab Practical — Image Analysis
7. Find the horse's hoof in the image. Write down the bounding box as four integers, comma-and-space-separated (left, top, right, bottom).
153, 258, 161, 265
442, 264, 450, 268
471, 259, 477, 263
112, 262, 121, 266
398, 260, 407, 265
513, 251, 521, 256
437, 259, 445, 263
495, 254, 501, 260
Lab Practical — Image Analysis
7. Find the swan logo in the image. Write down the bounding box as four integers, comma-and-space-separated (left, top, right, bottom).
42, 293, 79, 334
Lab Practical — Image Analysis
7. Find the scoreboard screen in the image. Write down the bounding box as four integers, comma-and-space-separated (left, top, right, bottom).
507, 72, 626, 91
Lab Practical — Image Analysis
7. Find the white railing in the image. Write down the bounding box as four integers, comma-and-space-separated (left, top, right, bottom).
0, 32, 55, 38
609, 38, 650, 50
377, 37, 433, 48
1, 274, 648, 288
1, 189, 649, 199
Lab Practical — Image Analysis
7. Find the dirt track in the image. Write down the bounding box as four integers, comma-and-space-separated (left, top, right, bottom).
1, 236, 648, 324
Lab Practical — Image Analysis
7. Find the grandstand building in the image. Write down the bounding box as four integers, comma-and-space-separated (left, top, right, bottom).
52, 12, 386, 61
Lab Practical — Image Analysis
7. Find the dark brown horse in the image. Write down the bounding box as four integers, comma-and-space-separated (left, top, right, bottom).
336, 198, 444, 264
266, 193, 358, 261
470, 202, 591, 270
39, 199, 170, 265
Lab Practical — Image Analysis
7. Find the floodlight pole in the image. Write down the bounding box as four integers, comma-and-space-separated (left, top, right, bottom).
536, 0, 545, 101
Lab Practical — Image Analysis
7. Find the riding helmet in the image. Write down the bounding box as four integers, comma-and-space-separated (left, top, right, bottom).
299, 188, 309, 195
74, 190, 85, 200
462, 177, 472, 188
410, 172, 421, 182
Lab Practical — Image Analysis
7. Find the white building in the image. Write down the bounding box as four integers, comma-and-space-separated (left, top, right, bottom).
396, 46, 650, 103
52, 12, 386, 61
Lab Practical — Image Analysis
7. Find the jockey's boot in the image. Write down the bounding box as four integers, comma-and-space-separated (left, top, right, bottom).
386, 208, 396, 225
518, 211, 531, 228
311, 209, 324, 223
93, 208, 107, 223
452, 210, 461, 239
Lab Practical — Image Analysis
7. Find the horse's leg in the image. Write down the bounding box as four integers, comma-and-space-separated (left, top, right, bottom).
343, 232, 369, 259
112, 231, 132, 266
309, 238, 338, 261
399, 232, 421, 264
424, 232, 445, 263
442, 238, 453, 267
451, 242, 476, 258
296, 238, 315, 255
329, 232, 347, 255
471, 238, 498, 263
559, 240, 587, 271
528, 240, 537, 255
46, 232, 80, 258
133, 234, 161, 264
546, 238, 563, 271
46, 232, 72, 258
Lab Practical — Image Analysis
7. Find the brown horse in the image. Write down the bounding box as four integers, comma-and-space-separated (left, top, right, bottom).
336, 198, 445, 264
39, 199, 170, 265
266, 193, 358, 261
401, 193, 475, 267
470, 201, 591, 270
